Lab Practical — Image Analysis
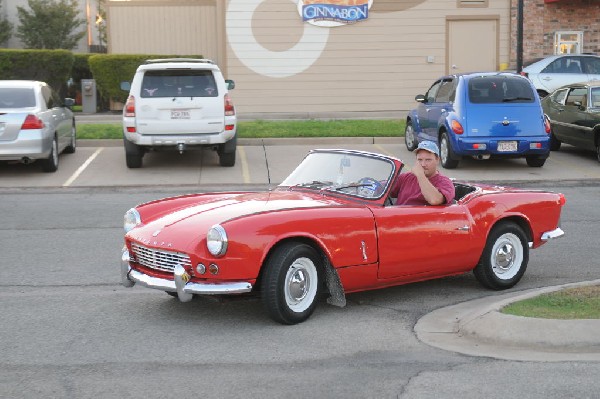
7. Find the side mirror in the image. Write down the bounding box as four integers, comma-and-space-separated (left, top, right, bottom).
120, 81, 131, 91
225, 79, 235, 90
415, 94, 426, 103
64, 98, 75, 108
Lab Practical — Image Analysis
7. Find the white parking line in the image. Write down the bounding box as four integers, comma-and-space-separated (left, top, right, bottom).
239, 146, 251, 184
63, 148, 104, 187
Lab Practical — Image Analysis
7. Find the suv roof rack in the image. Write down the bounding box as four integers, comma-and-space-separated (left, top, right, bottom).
144, 58, 214, 65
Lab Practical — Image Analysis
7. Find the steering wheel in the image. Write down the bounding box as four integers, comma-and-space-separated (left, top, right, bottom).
356, 177, 384, 198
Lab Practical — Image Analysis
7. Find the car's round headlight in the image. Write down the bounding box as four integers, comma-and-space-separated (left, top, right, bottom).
124, 208, 141, 233
207, 224, 228, 256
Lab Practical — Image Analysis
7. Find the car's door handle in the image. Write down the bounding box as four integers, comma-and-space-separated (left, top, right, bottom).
457, 225, 470, 231
542, 77, 553, 81
557, 108, 564, 112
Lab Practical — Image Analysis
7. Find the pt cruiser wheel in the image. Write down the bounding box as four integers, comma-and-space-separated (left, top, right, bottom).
474, 222, 529, 290
262, 242, 321, 325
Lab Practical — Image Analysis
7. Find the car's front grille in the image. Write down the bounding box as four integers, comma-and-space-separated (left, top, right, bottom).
131, 243, 191, 273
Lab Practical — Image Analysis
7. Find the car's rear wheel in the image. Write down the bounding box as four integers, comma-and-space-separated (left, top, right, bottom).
41, 135, 59, 173
64, 121, 77, 154
525, 155, 546, 167
474, 222, 529, 290
549, 128, 561, 151
405, 121, 418, 151
262, 242, 322, 325
596, 143, 600, 163
440, 132, 459, 169
124, 138, 143, 168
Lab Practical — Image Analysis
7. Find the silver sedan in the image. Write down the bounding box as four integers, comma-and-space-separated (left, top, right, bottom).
0, 80, 76, 172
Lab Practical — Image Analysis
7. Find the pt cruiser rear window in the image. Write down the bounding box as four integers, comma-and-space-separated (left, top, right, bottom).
469, 76, 535, 104
140, 70, 218, 98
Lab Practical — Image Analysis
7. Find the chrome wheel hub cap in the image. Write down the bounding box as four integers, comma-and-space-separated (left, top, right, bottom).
491, 233, 523, 280
284, 257, 317, 312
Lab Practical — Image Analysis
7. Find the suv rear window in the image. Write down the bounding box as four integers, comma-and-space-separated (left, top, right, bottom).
141, 70, 218, 98
468, 76, 535, 104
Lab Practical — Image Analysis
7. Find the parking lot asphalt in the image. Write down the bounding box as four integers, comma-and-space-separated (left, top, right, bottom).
2, 113, 599, 362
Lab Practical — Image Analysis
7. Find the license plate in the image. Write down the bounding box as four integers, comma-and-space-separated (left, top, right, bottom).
498, 141, 518, 152
171, 110, 191, 119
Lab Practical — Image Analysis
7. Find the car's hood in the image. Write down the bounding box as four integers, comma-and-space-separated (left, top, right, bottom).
126, 190, 355, 249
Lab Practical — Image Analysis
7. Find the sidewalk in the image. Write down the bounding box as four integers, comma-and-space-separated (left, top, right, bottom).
415, 280, 600, 362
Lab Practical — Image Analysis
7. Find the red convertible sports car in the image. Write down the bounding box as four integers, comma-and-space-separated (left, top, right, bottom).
121, 149, 566, 324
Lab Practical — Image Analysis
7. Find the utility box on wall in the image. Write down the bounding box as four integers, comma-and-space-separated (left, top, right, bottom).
81, 79, 97, 114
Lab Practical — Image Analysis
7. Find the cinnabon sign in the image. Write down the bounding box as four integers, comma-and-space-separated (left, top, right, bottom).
297, 0, 374, 27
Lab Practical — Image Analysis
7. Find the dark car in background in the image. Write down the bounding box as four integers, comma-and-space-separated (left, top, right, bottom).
405, 72, 551, 169
0, 80, 76, 172
541, 80, 600, 162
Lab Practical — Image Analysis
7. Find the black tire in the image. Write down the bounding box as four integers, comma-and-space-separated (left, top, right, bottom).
474, 222, 529, 290
525, 155, 546, 167
549, 129, 561, 151
124, 138, 143, 168
63, 121, 77, 154
41, 135, 59, 173
405, 120, 418, 151
218, 136, 236, 167
596, 143, 600, 163
262, 242, 322, 325
439, 132, 459, 169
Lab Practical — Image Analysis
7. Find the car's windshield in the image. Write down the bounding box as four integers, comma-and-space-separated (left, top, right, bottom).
280, 151, 395, 199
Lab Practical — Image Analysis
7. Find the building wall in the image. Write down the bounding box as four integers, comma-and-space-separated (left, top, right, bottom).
225, 0, 511, 117
510, 0, 600, 65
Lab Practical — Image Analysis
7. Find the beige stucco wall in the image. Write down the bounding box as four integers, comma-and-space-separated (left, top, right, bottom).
107, 0, 512, 117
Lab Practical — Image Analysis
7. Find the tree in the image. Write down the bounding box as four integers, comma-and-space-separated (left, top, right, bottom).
0, 0, 13, 45
16, 0, 86, 50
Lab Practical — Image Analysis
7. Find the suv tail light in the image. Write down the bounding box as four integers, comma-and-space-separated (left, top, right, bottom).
124, 96, 135, 117
544, 115, 551, 134
21, 114, 45, 129
224, 94, 235, 116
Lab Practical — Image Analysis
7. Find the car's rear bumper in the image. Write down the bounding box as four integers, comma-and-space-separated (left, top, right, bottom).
0, 131, 51, 160
123, 129, 236, 147
454, 136, 550, 157
120, 248, 253, 301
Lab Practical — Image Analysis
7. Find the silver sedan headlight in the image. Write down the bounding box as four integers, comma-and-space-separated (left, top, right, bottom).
207, 224, 228, 256
124, 208, 141, 233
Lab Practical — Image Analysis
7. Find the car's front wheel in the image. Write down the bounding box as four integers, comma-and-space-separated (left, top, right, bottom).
474, 222, 529, 290
262, 242, 322, 325
440, 132, 459, 169
41, 135, 59, 173
64, 121, 77, 154
405, 121, 418, 151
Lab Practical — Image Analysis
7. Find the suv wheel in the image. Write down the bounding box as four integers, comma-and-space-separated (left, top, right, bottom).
124, 138, 143, 168
218, 136, 236, 167
440, 132, 459, 169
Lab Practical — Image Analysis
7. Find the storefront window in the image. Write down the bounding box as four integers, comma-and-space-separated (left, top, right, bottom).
554, 31, 583, 54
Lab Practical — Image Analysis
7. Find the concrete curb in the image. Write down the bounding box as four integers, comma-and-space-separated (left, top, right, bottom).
77, 137, 400, 147
415, 279, 600, 362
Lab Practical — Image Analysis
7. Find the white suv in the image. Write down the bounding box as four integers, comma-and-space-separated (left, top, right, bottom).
121, 58, 237, 168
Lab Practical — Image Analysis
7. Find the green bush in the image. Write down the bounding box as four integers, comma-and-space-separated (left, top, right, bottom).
0, 48, 73, 92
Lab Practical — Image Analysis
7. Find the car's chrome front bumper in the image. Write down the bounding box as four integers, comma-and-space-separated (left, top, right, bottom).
541, 227, 565, 242
120, 248, 252, 302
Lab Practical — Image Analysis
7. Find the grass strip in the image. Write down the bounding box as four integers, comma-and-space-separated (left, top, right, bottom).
502, 285, 600, 319
77, 119, 406, 140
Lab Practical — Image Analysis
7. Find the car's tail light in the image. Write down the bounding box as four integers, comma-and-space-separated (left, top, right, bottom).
224, 94, 235, 116
451, 120, 464, 135
124, 96, 135, 117
544, 116, 551, 133
520, 71, 529, 78
225, 124, 235, 131
559, 193, 566, 206
21, 114, 45, 129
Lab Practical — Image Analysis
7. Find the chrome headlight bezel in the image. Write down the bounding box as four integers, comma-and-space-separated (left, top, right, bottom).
124, 208, 141, 233
207, 224, 228, 257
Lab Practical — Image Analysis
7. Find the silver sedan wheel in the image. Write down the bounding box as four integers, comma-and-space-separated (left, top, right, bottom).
405, 122, 417, 151
284, 257, 318, 313
489, 232, 523, 280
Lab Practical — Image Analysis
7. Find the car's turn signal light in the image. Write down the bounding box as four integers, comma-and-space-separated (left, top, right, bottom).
124, 95, 135, 117
451, 120, 464, 134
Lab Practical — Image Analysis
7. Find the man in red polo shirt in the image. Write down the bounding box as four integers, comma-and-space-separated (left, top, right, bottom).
390, 140, 455, 206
